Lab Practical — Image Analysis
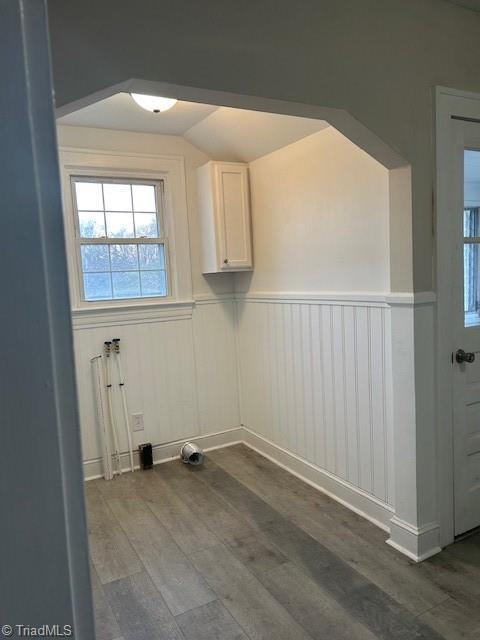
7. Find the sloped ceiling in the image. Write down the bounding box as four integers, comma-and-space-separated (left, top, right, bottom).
57, 93, 328, 162
184, 107, 328, 162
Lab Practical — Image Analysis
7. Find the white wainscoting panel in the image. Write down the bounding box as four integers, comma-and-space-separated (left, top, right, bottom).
76, 293, 394, 517
193, 299, 240, 434
236, 298, 394, 506
74, 300, 239, 470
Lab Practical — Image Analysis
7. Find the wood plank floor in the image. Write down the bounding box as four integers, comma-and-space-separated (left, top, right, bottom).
86, 444, 480, 640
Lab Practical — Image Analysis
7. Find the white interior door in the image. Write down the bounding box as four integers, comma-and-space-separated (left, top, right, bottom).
453, 119, 480, 536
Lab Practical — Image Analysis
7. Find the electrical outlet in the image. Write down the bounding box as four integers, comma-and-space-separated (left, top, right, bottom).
132, 413, 144, 432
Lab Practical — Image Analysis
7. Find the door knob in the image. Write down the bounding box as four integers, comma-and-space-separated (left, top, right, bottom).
456, 349, 476, 364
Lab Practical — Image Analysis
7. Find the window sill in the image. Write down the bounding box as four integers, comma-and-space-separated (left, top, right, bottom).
71, 299, 195, 329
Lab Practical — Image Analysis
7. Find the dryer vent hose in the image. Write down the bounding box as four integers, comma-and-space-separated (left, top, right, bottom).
180, 441, 205, 466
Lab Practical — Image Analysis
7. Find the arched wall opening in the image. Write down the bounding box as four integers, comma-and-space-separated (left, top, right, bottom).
58, 80, 436, 560
57, 78, 415, 292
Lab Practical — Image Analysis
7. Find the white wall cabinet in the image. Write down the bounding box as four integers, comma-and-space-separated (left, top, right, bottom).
197, 161, 253, 273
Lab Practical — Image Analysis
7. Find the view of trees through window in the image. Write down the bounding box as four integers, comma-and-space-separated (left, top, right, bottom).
73, 179, 168, 301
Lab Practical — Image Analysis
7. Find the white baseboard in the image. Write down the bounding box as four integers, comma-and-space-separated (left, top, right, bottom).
387, 516, 441, 562
242, 427, 394, 532
83, 426, 244, 480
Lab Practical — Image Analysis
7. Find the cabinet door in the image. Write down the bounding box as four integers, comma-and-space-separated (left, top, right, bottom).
215, 164, 252, 270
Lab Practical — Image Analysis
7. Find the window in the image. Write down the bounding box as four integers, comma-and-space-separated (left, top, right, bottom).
60, 148, 192, 313
72, 178, 168, 302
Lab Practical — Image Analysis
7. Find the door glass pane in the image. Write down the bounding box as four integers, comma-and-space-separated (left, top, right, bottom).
464, 243, 480, 327
464, 150, 480, 327
464, 208, 480, 238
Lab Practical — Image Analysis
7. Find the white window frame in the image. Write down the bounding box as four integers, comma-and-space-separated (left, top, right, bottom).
70, 175, 170, 303
59, 147, 193, 316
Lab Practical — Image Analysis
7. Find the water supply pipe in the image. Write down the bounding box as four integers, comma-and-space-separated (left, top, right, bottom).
91, 355, 113, 480
112, 338, 134, 473
104, 341, 122, 475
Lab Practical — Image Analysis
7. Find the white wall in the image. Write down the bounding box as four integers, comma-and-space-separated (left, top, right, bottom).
57, 126, 240, 476
236, 128, 390, 294
236, 129, 395, 517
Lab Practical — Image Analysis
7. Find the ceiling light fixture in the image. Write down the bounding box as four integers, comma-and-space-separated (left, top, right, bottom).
130, 93, 177, 113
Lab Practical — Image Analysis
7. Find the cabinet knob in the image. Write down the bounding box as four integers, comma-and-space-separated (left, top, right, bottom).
223, 258, 228, 264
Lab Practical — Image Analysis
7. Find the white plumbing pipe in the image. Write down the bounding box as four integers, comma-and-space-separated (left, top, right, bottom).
104, 341, 122, 475
112, 338, 134, 473
90, 355, 113, 481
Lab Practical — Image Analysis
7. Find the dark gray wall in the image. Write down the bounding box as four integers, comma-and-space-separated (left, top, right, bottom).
0, 1, 94, 635
444, 0, 480, 11
47, 0, 480, 292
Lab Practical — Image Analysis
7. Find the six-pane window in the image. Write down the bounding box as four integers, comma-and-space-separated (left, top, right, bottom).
72, 178, 168, 301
